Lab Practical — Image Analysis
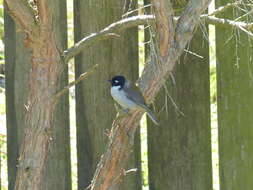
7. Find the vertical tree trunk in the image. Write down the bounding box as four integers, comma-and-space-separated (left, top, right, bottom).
74, 1, 141, 190
43, 1, 72, 190
4, 11, 30, 190
216, 1, 253, 189
5, 1, 71, 190
147, 27, 213, 190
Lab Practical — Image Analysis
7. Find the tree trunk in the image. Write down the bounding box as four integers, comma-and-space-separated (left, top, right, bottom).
4, 11, 30, 190
147, 26, 213, 190
5, 1, 71, 190
43, 1, 72, 189
74, 0, 141, 190
216, 1, 253, 189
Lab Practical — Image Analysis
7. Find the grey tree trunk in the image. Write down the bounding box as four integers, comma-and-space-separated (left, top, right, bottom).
4, 1, 71, 189
4, 12, 30, 190
147, 27, 213, 190
43, 1, 72, 190
74, 1, 141, 190
216, 1, 253, 189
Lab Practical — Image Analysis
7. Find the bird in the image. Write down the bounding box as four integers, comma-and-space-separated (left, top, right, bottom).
108, 75, 159, 125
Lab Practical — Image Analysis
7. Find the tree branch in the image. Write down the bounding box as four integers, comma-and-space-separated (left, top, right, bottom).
53, 64, 99, 101
63, 15, 154, 63
37, 0, 51, 27
63, 12, 253, 65
209, 2, 253, 16
151, 0, 174, 57
4, 0, 38, 36
208, 2, 240, 16
89, 0, 211, 190
53, 12, 253, 102
202, 15, 253, 36
174, 0, 211, 52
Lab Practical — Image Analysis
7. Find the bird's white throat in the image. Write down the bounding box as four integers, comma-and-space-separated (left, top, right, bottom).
110, 86, 137, 109
110, 86, 123, 102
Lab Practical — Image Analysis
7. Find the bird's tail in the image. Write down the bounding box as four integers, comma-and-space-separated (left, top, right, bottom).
142, 106, 159, 126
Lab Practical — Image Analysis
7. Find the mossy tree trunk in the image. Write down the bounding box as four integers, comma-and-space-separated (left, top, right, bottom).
216, 1, 253, 189
74, 1, 141, 190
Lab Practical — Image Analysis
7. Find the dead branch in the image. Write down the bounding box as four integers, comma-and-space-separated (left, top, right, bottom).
63, 15, 155, 63
4, 0, 38, 36
89, 0, 211, 190
209, 1, 253, 16
122, 4, 152, 18
53, 64, 99, 100
202, 15, 253, 36
209, 2, 240, 16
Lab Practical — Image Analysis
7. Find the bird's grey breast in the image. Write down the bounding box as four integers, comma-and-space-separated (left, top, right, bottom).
110, 86, 139, 109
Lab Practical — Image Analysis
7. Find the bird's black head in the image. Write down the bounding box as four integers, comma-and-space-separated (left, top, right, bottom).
109, 75, 126, 87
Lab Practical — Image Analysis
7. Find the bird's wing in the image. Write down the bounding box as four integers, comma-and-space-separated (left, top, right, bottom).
123, 82, 146, 106
124, 81, 159, 125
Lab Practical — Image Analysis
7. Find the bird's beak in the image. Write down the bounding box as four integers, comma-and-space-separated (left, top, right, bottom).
107, 80, 112, 83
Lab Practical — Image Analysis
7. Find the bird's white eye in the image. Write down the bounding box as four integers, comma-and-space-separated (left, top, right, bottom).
115, 80, 119, 83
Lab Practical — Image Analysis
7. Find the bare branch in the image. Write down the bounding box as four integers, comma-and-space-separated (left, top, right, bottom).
4, 0, 38, 35
63, 12, 253, 66
209, 2, 240, 16
122, 4, 152, 18
174, 0, 211, 52
53, 64, 99, 100
63, 15, 155, 63
202, 15, 253, 36
209, 2, 253, 16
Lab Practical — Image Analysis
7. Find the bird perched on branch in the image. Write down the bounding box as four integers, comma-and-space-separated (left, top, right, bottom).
108, 75, 159, 125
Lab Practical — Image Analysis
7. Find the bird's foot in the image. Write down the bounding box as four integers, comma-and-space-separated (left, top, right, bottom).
114, 103, 130, 116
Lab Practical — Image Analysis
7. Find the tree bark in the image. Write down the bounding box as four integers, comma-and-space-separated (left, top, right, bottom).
147, 27, 213, 190
74, 0, 141, 190
216, 1, 253, 189
43, 1, 71, 190
4, 11, 30, 190
4, 1, 70, 190
147, 1, 212, 189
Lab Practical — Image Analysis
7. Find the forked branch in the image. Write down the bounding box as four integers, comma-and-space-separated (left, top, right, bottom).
89, 0, 211, 190
4, 0, 38, 36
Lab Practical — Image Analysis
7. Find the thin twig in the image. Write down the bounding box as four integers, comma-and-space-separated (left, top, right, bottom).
234, 9, 253, 21
208, 2, 241, 16
122, 4, 152, 18
53, 64, 99, 100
